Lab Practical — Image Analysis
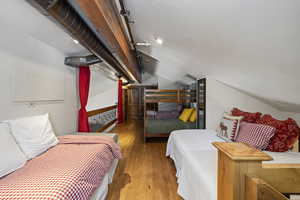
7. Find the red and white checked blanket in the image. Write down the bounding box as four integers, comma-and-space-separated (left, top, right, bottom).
0, 135, 122, 200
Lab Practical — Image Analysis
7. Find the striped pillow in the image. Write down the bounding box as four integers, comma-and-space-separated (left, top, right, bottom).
235, 122, 276, 150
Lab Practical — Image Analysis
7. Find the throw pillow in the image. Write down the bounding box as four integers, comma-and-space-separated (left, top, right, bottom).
8, 113, 59, 159
189, 109, 197, 122
231, 108, 262, 123
217, 113, 241, 141
179, 108, 194, 122
258, 115, 300, 152
235, 122, 276, 150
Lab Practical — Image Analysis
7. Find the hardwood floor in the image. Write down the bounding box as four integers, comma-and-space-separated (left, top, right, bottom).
106, 120, 182, 200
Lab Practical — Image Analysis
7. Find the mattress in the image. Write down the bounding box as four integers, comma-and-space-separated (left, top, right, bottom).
263, 151, 300, 164
166, 129, 300, 200
0, 137, 120, 200
146, 119, 196, 134
166, 129, 223, 200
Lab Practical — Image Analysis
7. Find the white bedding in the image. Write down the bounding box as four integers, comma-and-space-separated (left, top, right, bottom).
166, 129, 300, 200
263, 151, 300, 164
166, 129, 223, 200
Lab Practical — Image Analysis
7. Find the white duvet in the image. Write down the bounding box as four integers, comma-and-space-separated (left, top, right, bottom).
166, 129, 300, 200
166, 129, 223, 200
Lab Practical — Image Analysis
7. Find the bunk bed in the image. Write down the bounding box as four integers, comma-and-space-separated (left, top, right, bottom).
144, 89, 197, 140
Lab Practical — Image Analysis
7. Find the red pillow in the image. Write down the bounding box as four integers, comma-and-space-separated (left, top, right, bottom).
258, 115, 300, 152
235, 122, 276, 150
231, 108, 262, 123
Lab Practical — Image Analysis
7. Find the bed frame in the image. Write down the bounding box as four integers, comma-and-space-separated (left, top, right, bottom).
144, 89, 196, 141
213, 142, 300, 200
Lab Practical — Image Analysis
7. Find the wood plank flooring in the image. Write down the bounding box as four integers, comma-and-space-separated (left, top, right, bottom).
106, 120, 182, 200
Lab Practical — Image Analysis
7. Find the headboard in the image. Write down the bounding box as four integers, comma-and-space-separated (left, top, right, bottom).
294, 135, 300, 152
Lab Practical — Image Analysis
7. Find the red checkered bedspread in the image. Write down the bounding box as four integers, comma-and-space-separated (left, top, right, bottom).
0, 135, 121, 200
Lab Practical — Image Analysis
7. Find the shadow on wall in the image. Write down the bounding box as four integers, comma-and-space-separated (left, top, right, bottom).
218, 80, 300, 114
138, 50, 159, 76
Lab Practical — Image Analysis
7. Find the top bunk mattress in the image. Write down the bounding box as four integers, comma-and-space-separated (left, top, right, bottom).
0, 135, 121, 200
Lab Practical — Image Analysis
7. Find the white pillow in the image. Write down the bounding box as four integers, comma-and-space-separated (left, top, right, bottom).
8, 113, 58, 159
217, 113, 243, 141
0, 122, 27, 177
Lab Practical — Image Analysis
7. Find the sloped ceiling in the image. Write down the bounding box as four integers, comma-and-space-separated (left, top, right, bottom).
125, 0, 300, 112
0, 0, 89, 57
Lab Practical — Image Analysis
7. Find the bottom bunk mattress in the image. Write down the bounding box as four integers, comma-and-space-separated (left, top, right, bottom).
145, 119, 196, 134
0, 135, 121, 200
166, 129, 300, 200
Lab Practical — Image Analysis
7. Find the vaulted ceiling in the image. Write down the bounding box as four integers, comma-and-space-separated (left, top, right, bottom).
125, 0, 300, 112
1, 0, 119, 89
2, 0, 300, 112
0, 0, 89, 57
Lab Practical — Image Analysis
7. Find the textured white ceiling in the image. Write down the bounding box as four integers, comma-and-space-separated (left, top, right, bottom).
2, 0, 300, 112
125, 0, 300, 112
0, 0, 89, 56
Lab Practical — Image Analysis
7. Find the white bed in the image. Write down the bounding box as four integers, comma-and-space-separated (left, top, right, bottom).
166, 129, 300, 200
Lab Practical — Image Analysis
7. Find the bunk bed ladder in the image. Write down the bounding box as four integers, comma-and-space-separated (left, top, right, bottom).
196, 78, 206, 129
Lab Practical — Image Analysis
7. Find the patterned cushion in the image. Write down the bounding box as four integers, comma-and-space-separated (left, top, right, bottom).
235, 122, 276, 150
217, 114, 241, 141
231, 108, 262, 123
223, 113, 244, 140
258, 115, 300, 152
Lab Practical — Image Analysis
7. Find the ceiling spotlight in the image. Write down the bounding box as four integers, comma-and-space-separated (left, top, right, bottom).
73, 39, 79, 44
135, 42, 152, 47
155, 37, 163, 45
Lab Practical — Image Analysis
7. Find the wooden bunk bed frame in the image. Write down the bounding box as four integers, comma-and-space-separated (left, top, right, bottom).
144, 89, 196, 140
213, 142, 300, 200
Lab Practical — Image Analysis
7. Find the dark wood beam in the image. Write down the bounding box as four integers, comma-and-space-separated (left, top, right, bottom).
75, 0, 141, 82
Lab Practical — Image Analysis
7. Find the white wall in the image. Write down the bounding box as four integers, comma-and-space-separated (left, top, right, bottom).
0, 29, 78, 136
87, 70, 118, 111
158, 76, 178, 89
141, 71, 179, 89
282, 112, 300, 125
206, 78, 286, 130
206, 78, 300, 151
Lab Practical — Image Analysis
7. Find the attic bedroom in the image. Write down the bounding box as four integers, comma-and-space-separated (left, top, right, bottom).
0, 0, 299, 200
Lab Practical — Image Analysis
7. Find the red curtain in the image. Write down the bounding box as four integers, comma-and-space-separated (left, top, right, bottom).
78, 67, 91, 132
117, 79, 124, 124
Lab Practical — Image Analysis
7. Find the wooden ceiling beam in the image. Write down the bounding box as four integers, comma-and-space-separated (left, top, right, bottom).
75, 0, 141, 82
